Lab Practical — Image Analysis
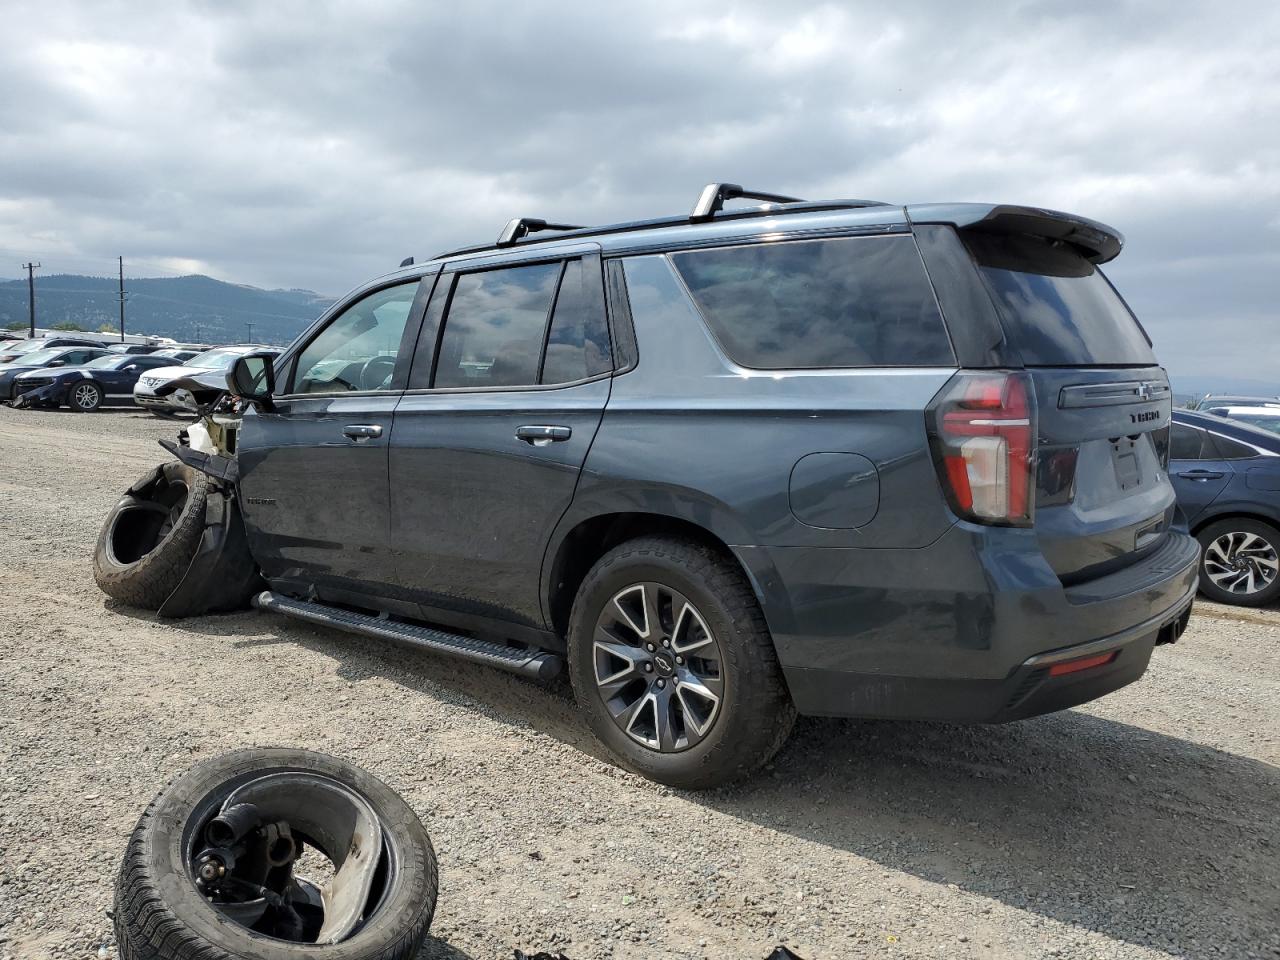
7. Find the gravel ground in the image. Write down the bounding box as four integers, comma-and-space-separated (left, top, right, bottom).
0, 405, 1277, 960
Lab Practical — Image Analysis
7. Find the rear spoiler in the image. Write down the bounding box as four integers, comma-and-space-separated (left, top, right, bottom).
905, 203, 1123, 263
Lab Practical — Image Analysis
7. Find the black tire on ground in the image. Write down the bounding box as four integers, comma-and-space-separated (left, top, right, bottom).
1195, 517, 1280, 607
93, 461, 209, 610
68, 379, 103, 412
567, 535, 796, 789
115, 748, 438, 960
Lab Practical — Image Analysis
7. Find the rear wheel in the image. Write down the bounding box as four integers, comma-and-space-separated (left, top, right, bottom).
69, 379, 102, 412
1196, 518, 1280, 607
567, 536, 795, 789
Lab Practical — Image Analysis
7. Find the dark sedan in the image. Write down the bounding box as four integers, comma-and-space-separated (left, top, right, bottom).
0, 345, 110, 400
1171, 409, 1280, 606
10, 352, 181, 411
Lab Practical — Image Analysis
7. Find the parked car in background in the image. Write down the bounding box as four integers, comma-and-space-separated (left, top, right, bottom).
11, 352, 185, 411
0, 345, 110, 399
133, 345, 279, 414
1171, 409, 1280, 606
1193, 394, 1280, 410
0, 336, 106, 364
1198, 404, 1280, 436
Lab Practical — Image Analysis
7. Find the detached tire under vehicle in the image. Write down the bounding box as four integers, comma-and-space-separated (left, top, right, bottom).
115, 748, 438, 960
94, 461, 209, 610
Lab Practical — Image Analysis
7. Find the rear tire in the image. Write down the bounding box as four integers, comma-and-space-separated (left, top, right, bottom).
1196, 518, 1280, 607
567, 536, 795, 789
69, 379, 102, 412
94, 461, 209, 610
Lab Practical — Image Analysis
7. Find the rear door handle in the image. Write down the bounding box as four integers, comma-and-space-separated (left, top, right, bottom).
1176, 469, 1224, 480
516, 424, 572, 445
343, 424, 383, 440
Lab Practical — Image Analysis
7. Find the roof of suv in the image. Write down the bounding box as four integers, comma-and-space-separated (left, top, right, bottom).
423, 183, 1124, 268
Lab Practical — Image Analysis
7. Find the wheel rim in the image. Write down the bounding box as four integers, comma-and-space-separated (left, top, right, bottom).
593, 582, 725, 753
1204, 531, 1279, 595
184, 771, 395, 944
74, 383, 98, 408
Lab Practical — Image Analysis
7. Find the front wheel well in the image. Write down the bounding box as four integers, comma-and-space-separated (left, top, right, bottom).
546, 513, 751, 640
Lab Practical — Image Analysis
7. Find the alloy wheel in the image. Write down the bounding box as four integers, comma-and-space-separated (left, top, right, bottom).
74, 383, 99, 409
1204, 531, 1279, 596
592, 582, 725, 753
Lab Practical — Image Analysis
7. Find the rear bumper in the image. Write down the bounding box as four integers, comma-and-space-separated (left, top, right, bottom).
739, 526, 1200, 720
782, 584, 1194, 721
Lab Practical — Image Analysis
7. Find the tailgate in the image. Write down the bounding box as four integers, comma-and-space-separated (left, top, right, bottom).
1031, 367, 1175, 581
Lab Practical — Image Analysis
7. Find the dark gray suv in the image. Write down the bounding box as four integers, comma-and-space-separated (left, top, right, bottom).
96, 184, 1198, 788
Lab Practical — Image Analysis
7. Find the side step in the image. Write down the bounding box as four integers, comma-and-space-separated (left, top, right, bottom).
252, 591, 563, 681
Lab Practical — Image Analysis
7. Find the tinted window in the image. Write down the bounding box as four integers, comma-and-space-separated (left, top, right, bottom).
434, 262, 560, 388
1209, 433, 1261, 459
1170, 424, 1206, 460
541, 259, 612, 384
293, 281, 418, 394
964, 232, 1156, 366
670, 235, 953, 369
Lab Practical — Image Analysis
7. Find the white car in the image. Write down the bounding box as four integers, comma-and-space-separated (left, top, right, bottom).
1203, 404, 1280, 436
133, 345, 278, 414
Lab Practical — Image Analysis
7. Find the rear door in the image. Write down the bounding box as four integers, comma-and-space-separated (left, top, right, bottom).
237, 278, 428, 600
388, 249, 612, 630
1169, 422, 1233, 524
960, 230, 1176, 581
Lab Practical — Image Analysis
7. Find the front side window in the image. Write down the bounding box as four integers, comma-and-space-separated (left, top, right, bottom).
292, 282, 419, 394
1210, 432, 1264, 458
670, 235, 953, 369
433, 262, 561, 389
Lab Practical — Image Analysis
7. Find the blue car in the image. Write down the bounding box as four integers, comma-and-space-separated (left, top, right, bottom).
10, 352, 181, 411
1171, 409, 1280, 606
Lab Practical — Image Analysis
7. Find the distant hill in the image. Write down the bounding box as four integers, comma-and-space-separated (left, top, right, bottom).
1170, 375, 1280, 406
0, 274, 333, 345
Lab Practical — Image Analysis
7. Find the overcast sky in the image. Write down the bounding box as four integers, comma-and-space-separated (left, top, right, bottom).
1, 1, 1277, 380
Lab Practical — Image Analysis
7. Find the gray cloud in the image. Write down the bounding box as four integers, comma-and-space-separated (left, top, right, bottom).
1, 0, 1277, 381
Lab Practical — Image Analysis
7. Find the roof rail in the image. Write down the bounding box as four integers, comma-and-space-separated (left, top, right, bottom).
690, 183, 804, 222
497, 218, 584, 247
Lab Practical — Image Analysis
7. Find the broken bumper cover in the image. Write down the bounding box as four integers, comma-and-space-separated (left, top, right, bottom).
10, 382, 68, 408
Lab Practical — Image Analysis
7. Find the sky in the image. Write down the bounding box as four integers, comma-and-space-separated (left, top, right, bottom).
1, 1, 1277, 381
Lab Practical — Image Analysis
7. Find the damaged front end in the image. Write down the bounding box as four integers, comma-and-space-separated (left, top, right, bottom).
9, 381, 66, 409
145, 377, 260, 617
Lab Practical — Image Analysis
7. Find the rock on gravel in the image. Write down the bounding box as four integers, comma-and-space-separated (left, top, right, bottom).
1, 405, 1278, 960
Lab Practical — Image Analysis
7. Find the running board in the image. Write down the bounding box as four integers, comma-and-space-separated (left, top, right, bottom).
252, 591, 562, 681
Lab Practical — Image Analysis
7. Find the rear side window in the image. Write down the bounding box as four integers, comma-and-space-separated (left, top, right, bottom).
1208, 432, 1260, 460
1170, 423, 1207, 460
964, 232, 1156, 366
540, 259, 613, 385
670, 235, 953, 369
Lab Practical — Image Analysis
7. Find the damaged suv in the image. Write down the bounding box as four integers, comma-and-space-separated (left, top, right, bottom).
94, 183, 1197, 788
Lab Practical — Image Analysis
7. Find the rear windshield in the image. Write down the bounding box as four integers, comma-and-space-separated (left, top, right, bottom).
670, 235, 954, 369
964, 232, 1155, 366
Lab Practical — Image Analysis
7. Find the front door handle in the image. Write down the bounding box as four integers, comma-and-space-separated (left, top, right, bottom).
343, 424, 383, 441
516, 424, 572, 445
1176, 469, 1224, 480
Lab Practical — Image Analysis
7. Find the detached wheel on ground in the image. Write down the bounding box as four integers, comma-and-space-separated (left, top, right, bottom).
1196, 518, 1280, 607
567, 536, 796, 789
68, 379, 102, 412
93, 460, 209, 610
115, 748, 437, 960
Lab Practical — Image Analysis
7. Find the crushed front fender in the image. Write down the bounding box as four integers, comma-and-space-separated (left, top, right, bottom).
158, 483, 262, 618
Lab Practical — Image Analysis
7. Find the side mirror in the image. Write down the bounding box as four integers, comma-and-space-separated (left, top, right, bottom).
49, 360, 64, 367
124, 363, 137, 371
227, 353, 276, 408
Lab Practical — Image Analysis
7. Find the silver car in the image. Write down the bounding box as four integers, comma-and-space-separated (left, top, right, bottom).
133, 345, 278, 414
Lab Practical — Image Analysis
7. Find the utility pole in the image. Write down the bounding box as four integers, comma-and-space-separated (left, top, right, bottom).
117, 255, 128, 342
21, 262, 40, 336
245, 320, 254, 343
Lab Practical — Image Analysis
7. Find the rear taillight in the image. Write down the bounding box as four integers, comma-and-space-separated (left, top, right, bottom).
926, 370, 1037, 526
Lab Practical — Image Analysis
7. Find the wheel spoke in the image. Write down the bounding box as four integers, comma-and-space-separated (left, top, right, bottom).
671, 601, 714, 654
651, 686, 677, 752
610, 585, 650, 639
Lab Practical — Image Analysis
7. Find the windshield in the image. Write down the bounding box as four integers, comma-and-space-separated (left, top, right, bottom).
13, 348, 64, 366
964, 232, 1156, 366
186, 348, 241, 369
3, 340, 51, 356
1226, 413, 1280, 434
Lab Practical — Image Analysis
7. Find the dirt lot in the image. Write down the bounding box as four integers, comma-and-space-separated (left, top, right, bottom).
0, 406, 1277, 960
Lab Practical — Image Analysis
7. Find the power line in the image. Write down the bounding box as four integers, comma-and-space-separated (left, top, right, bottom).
21, 262, 39, 336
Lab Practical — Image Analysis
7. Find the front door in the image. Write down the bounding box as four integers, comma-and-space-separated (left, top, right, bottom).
238, 278, 427, 600
389, 251, 613, 629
